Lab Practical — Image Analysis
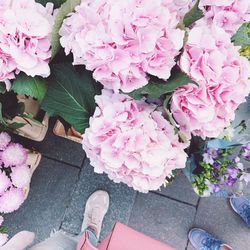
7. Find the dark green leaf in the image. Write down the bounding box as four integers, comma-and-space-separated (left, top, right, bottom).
128, 70, 196, 100
232, 22, 250, 47
41, 64, 101, 133
12, 75, 48, 102
51, 0, 81, 58
183, 0, 204, 27
0, 83, 6, 94
0, 91, 19, 119
7, 122, 26, 130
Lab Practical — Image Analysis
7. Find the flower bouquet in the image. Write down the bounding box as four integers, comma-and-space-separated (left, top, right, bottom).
0, 0, 250, 195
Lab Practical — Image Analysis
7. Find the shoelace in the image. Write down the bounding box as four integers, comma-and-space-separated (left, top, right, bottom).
201, 237, 221, 250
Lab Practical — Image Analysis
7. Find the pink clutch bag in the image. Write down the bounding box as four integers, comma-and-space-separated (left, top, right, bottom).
77, 222, 175, 250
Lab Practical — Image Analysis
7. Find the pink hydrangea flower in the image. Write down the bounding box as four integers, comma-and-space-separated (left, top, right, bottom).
0, 0, 54, 89
171, 84, 237, 139
0, 188, 25, 213
199, 0, 250, 34
176, 25, 250, 138
0, 171, 11, 195
1, 143, 28, 167
163, 0, 196, 19
0, 132, 11, 151
82, 90, 188, 192
11, 165, 31, 189
60, 0, 185, 92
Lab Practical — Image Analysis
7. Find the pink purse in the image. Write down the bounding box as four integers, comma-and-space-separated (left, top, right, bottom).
77, 222, 175, 250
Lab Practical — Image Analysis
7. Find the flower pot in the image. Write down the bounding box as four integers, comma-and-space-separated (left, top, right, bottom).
11, 95, 49, 141
53, 120, 82, 144
24, 150, 42, 200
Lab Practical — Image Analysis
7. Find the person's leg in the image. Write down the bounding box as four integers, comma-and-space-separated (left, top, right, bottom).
29, 230, 78, 250
189, 228, 232, 250
29, 190, 109, 250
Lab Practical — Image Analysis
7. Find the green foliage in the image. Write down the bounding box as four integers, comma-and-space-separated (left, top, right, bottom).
50, 0, 81, 58
0, 83, 5, 94
11, 75, 48, 102
183, 0, 204, 27
128, 69, 195, 100
41, 64, 102, 133
35, 0, 66, 8
232, 22, 250, 48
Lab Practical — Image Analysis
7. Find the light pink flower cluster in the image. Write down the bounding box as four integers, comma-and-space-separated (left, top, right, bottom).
82, 90, 187, 192
0, 216, 8, 246
60, 0, 185, 93
199, 0, 250, 34
0, 132, 30, 214
0, 0, 54, 90
163, 0, 196, 20
172, 25, 250, 139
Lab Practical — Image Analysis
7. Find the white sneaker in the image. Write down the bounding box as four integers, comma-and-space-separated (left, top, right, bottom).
81, 190, 110, 239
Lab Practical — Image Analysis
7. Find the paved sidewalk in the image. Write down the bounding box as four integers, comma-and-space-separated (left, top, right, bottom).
4, 116, 250, 250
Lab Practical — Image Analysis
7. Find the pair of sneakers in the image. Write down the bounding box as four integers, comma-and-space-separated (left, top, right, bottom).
189, 197, 250, 250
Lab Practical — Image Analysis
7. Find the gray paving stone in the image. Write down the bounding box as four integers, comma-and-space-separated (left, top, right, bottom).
61, 158, 137, 240
155, 174, 199, 206
4, 157, 79, 243
13, 118, 85, 167
128, 192, 196, 250
187, 198, 250, 250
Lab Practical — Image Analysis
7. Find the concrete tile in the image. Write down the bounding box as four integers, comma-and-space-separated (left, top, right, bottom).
155, 174, 199, 206
4, 157, 79, 243
128, 192, 196, 250
61, 159, 137, 240
13, 118, 85, 167
187, 198, 250, 250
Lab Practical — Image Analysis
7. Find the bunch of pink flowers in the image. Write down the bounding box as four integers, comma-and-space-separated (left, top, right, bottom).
83, 90, 188, 193
0, 132, 31, 214
0, 0, 54, 90
199, 0, 250, 34
60, 0, 187, 93
172, 24, 250, 139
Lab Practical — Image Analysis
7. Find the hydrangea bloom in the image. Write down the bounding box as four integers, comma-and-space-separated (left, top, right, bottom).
164, 0, 196, 19
11, 165, 31, 189
199, 0, 250, 34
1, 143, 27, 167
0, 132, 11, 151
0, 171, 11, 195
60, 0, 185, 92
175, 25, 250, 138
0, 0, 54, 90
0, 188, 25, 213
82, 90, 187, 192
171, 84, 238, 138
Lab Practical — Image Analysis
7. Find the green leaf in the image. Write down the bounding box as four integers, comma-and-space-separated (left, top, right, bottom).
128, 69, 196, 100
35, 0, 66, 8
183, 0, 204, 27
51, 0, 81, 58
0, 83, 6, 94
232, 22, 250, 47
11, 75, 48, 102
41, 64, 102, 133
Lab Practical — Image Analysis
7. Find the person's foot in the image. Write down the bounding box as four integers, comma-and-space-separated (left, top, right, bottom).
189, 228, 232, 250
81, 190, 109, 239
230, 197, 250, 228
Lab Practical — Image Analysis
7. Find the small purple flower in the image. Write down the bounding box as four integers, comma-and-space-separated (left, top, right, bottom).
207, 148, 219, 159
227, 167, 238, 179
203, 153, 214, 164
213, 162, 220, 169
226, 176, 237, 186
